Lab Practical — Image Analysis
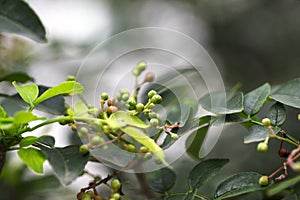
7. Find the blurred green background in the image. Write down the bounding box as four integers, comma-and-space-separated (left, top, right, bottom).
1, 0, 300, 199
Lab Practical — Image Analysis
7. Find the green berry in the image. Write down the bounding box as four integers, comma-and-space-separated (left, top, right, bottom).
150, 118, 159, 127
139, 146, 149, 153
257, 142, 268, 153
143, 72, 155, 83
67, 75, 76, 81
258, 176, 269, 186
137, 61, 147, 72
81, 193, 92, 200
112, 193, 121, 200
148, 112, 157, 119
293, 162, 300, 172
116, 93, 122, 101
101, 92, 109, 101
133, 68, 140, 76
91, 136, 104, 145
148, 90, 157, 99
127, 97, 137, 107
80, 127, 89, 135
298, 114, 300, 121
136, 103, 144, 112
125, 144, 136, 153
120, 89, 130, 95
262, 118, 271, 126
151, 94, 162, 104
144, 152, 152, 160
111, 179, 121, 190
122, 93, 130, 101
79, 144, 89, 155
154, 157, 162, 165
102, 125, 110, 135
171, 133, 179, 140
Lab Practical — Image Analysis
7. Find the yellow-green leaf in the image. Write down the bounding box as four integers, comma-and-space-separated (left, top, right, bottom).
18, 148, 46, 174
12, 81, 39, 107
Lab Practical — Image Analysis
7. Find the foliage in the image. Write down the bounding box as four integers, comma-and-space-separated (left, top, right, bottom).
1, 1, 300, 200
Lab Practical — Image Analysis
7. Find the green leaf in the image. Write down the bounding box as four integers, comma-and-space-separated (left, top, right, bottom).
0, 117, 14, 130
34, 81, 84, 105
270, 78, 300, 109
38, 135, 55, 147
146, 167, 176, 193
17, 148, 46, 174
20, 136, 38, 147
244, 125, 280, 144
12, 81, 39, 107
199, 92, 243, 115
14, 111, 40, 125
0, 105, 7, 118
214, 172, 265, 200
108, 111, 150, 129
122, 126, 166, 165
38, 145, 89, 185
267, 174, 300, 196
186, 125, 209, 159
188, 159, 229, 190
267, 102, 286, 126
0, 72, 34, 83
74, 101, 88, 117
212, 113, 250, 126
243, 83, 270, 116
0, 0, 46, 42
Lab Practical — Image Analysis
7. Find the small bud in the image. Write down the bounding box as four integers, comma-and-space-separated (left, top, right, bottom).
137, 61, 147, 72
80, 127, 89, 135
122, 93, 130, 101
101, 92, 109, 101
257, 142, 268, 153
293, 162, 300, 172
91, 136, 104, 145
143, 72, 155, 83
151, 94, 162, 104
127, 97, 137, 107
139, 146, 149, 153
144, 152, 152, 160
171, 133, 179, 140
112, 193, 121, 200
258, 176, 269, 186
67, 75, 76, 81
136, 103, 144, 112
147, 90, 157, 99
133, 68, 141, 76
125, 144, 136, 153
154, 157, 162, 165
150, 118, 159, 127
262, 118, 271, 126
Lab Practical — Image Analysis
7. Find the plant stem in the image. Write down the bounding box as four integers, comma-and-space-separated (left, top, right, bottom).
268, 135, 299, 147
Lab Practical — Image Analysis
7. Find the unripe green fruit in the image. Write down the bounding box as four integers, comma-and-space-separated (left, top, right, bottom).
91, 136, 104, 145
102, 125, 111, 135
120, 89, 130, 95
133, 68, 140, 76
111, 179, 121, 190
171, 133, 179, 140
293, 162, 300, 172
143, 72, 155, 83
150, 118, 159, 127
154, 157, 162, 165
80, 127, 89, 135
258, 176, 269, 186
136, 103, 144, 112
137, 61, 147, 72
101, 92, 109, 101
122, 93, 130, 101
151, 94, 162, 104
116, 93, 122, 101
148, 90, 157, 99
149, 112, 158, 119
257, 142, 268, 153
67, 75, 76, 81
112, 193, 121, 200
79, 144, 89, 155
81, 194, 92, 200
127, 97, 137, 107
139, 146, 149, 153
262, 118, 271, 126
125, 144, 136, 153
71, 124, 77, 131
144, 152, 152, 160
